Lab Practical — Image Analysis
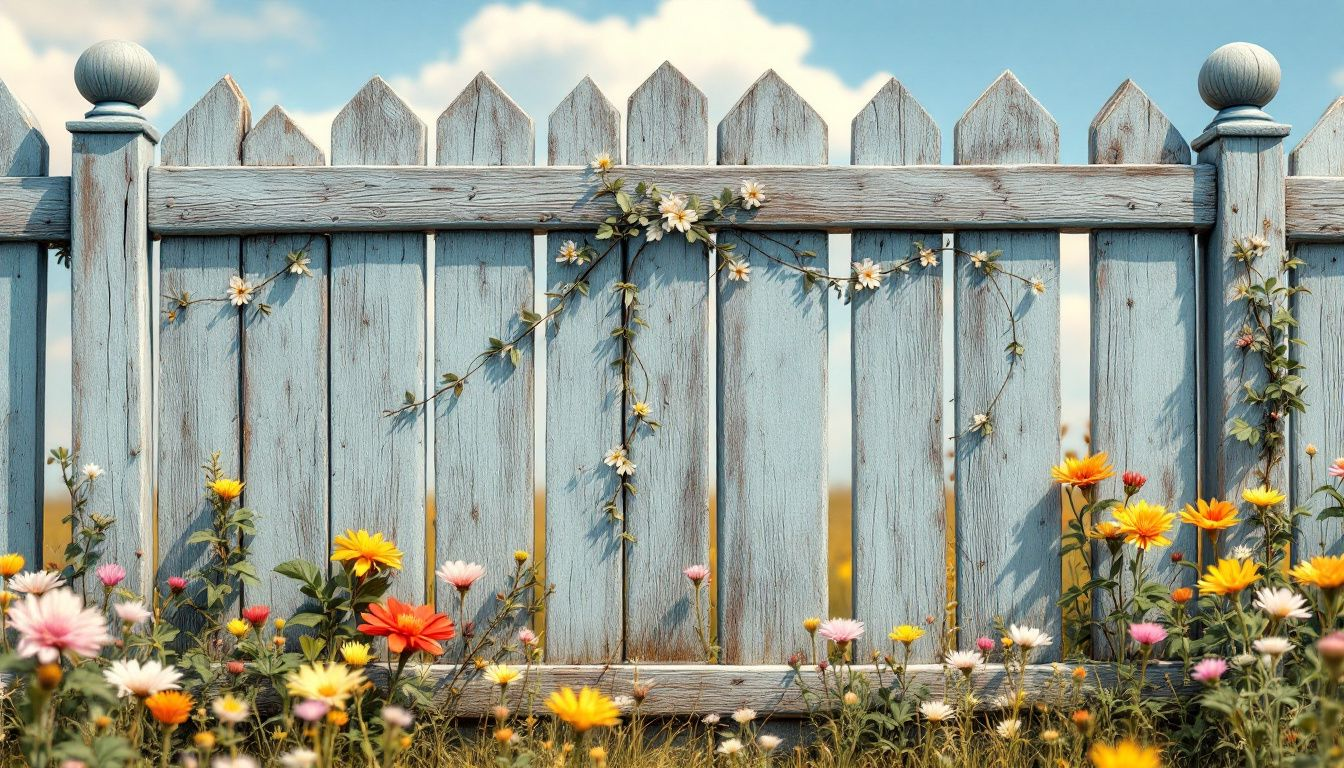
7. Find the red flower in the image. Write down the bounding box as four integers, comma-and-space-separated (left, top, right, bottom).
1121, 471, 1146, 493
358, 597, 456, 657
227, 661, 246, 675
242, 605, 270, 626
167, 577, 188, 594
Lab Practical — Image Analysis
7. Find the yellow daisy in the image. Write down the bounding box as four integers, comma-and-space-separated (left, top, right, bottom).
1089, 739, 1162, 768
1241, 485, 1286, 509
207, 478, 244, 503
286, 662, 365, 710
1050, 453, 1115, 489
1197, 557, 1262, 596
331, 529, 404, 576
888, 625, 925, 646
545, 686, 621, 732
483, 664, 521, 688
1112, 501, 1176, 550
1290, 555, 1344, 591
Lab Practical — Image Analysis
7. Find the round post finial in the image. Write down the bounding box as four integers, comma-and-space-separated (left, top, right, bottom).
74, 40, 160, 120
1198, 42, 1280, 126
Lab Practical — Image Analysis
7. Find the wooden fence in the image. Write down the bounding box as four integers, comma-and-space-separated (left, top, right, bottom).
1, 39, 1342, 713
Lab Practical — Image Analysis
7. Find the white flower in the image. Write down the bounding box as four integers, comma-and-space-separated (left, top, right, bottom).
591, 152, 614, 172
919, 700, 955, 722
701, 713, 720, 724
732, 707, 756, 724
212, 694, 250, 724
9, 570, 66, 595
603, 447, 627, 467
556, 240, 583, 265
612, 695, 635, 712
918, 248, 938, 268
114, 601, 153, 626
1007, 624, 1053, 651
212, 758, 259, 768
1244, 235, 1269, 253
852, 258, 882, 291
740, 179, 766, 209
658, 194, 687, 216
1029, 277, 1046, 295
1253, 587, 1312, 621
279, 750, 318, 768
381, 705, 414, 729
995, 718, 1021, 739
226, 276, 255, 307
969, 250, 989, 268
287, 253, 312, 276
1253, 636, 1293, 657
970, 413, 991, 432
944, 650, 983, 672
81, 464, 104, 480
663, 204, 699, 233
726, 260, 751, 282
104, 659, 182, 698
1230, 545, 1255, 561
645, 225, 664, 242
757, 734, 782, 751
717, 738, 745, 756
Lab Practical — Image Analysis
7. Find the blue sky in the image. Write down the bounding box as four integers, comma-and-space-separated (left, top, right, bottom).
3, 0, 1343, 495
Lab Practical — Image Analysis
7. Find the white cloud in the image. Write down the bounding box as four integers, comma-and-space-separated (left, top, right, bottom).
2, 0, 313, 46
285, 0, 890, 164
1334, 68, 1344, 91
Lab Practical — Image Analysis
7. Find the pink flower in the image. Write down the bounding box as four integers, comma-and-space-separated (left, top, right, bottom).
1192, 657, 1228, 684
1317, 631, 1344, 662
683, 564, 710, 585
95, 563, 126, 588
7, 588, 112, 663
436, 560, 486, 592
1129, 622, 1168, 646
167, 576, 188, 594
817, 618, 864, 647
518, 628, 537, 646
242, 605, 270, 626
976, 636, 995, 654
1329, 458, 1344, 479
1122, 471, 1146, 493
294, 699, 330, 722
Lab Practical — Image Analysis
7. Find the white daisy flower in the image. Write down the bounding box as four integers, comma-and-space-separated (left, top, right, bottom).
726, 260, 751, 282
1253, 587, 1312, 621
226, 276, 255, 307
740, 179, 766, 209
104, 659, 183, 698
852, 258, 882, 291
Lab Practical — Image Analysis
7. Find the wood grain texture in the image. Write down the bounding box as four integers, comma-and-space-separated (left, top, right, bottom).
379, 662, 1193, 715
156, 77, 248, 619
1087, 83, 1197, 647
240, 106, 329, 613
849, 79, 944, 658
146, 164, 1215, 236
1288, 176, 1344, 241
622, 62, 710, 661
0, 177, 69, 241
716, 71, 827, 664
1197, 128, 1289, 549
953, 72, 1061, 659
1288, 97, 1344, 557
329, 78, 428, 598
544, 77, 624, 663
433, 74, 536, 624
0, 80, 47, 560
69, 127, 156, 590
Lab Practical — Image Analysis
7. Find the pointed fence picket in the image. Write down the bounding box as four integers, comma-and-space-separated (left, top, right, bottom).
2, 39, 1342, 714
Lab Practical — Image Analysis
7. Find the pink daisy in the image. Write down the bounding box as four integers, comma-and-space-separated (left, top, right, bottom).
1329, 458, 1344, 479
1129, 622, 1168, 646
683, 564, 710, 585
1192, 657, 1228, 684
436, 560, 486, 593
8, 588, 112, 663
817, 618, 864, 647
95, 563, 126, 588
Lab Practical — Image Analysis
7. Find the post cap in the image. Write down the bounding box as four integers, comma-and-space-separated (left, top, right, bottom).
1198, 42, 1280, 125
74, 40, 160, 119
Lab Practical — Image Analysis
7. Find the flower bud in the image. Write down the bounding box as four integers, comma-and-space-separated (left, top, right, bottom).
842, 691, 860, 706
1171, 587, 1193, 604
1306, 443, 1319, 457
36, 663, 62, 691
803, 617, 821, 634
514, 550, 529, 564
494, 727, 514, 744
1170, 551, 1184, 563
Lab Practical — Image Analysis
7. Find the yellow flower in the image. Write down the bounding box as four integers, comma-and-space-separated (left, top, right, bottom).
207, 477, 245, 503
803, 617, 821, 634
1241, 485, 1286, 508
327, 710, 349, 727
331, 529, 404, 576
1291, 555, 1344, 591
1180, 498, 1240, 532
1050, 452, 1115, 488
545, 686, 621, 732
589, 746, 608, 765
484, 664, 521, 688
0, 553, 25, 578
1197, 558, 1262, 596
1089, 739, 1161, 768
286, 662, 366, 710
340, 641, 373, 667
274, 618, 286, 631
226, 618, 250, 638
514, 550, 529, 564
1112, 501, 1176, 550
1087, 521, 1124, 541
494, 727, 515, 744
632, 401, 652, 418
888, 625, 925, 646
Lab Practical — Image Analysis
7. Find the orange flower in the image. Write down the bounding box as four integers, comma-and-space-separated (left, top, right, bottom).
1112, 501, 1176, 550
1050, 453, 1115, 489
144, 690, 194, 725
1179, 498, 1240, 532
1170, 587, 1194, 604
358, 597, 456, 657
1088, 521, 1124, 541
1291, 555, 1344, 591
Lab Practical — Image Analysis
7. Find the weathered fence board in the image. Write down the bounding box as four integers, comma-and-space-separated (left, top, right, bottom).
716, 71, 828, 665
0, 81, 46, 561
621, 63, 712, 662
329, 78, 428, 596
1087, 81, 1197, 653
241, 106, 330, 614
953, 72, 1061, 659
544, 77, 624, 663
146, 164, 1217, 236
850, 78, 945, 658
0, 177, 68, 241
1289, 96, 1344, 558
433, 73, 536, 625
156, 77, 248, 619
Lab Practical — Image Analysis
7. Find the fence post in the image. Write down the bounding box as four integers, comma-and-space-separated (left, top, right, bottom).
67, 41, 160, 591
1192, 43, 1291, 554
